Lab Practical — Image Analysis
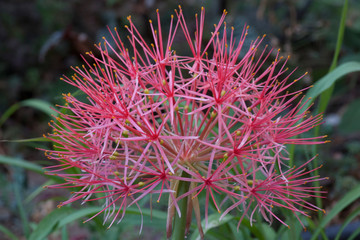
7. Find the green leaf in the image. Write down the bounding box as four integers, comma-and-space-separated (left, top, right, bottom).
0, 137, 50, 143
0, 155, 44, 175
304, 61, 360, 110
306, 1, 350, 224
276, 225, 289, 240
348, 227, 360, 240
13, 180, 30, 237
29, 207, 73, 240
29, 206, 166, 240
61, 226, 68, 240
58, 206, 105, 227
316, 0, 348, 116
25, 180, 54, 204
335, 206, 360, 240
260, 223, 276, 240
57, 206, 166, 228
0, 99, 57, 127
20, 99, 57, 116
239, 218, 265, 240
0, 224, 19, 240
0, 155, 62, 182
228, 221, 246, 239
310, 183, 360, 240
191, 213, 233, 240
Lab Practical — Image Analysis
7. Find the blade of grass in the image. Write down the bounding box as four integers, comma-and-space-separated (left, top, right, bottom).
289, 64, 360, 171
0, 155, 62, 182
310, 183, 360, 240
0, 224, 19, 240
58, 206, 166, 228
236, 217, 266, 240
13, 178, 30, 238
29, 205, 167, 240
317, 0, 349, 115
0, 99, 57, 127
25, 179, 54, 204
0, 137, 50, 143
305, 62, 360, 109
228, 221, 245, 239
190, 213, 233, 240
286, 2, 351, 238
334, 206, 360, 240
348, 227, 360, 240
311, 0, 348, 223
0, 155, 44, 175
61, 225, 68, 240
290, 61, 360, 171
29, 206, 73, 240
289, 62, 360, 175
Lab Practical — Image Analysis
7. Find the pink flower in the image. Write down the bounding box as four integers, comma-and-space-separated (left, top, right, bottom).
44, 6, 327, 238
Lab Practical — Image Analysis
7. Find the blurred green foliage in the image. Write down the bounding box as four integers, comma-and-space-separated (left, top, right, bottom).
1, 0, 360, 239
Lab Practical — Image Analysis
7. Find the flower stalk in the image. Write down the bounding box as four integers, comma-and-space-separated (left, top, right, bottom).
172, 171, 191, 240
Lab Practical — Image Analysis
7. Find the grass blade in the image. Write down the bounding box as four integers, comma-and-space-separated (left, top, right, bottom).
0, 155, 44, 175
304, 61, 360, 110
190, 213, 233, 240
317, 0, 348, 115
334, 206, 360, 240
29, 207, 73, 240
25, 179, 54, 204
310, 183, 360, 240
0, 137, 50, 143
0, 224, 19, 240
0, 155, 62, 182
14, 180, 30, 237
348, 227, 360, 240
29, 206, 167, 240
0, 99, 57, 127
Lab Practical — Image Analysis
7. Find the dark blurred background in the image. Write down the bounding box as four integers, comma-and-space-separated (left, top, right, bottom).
1, 0, 360, 239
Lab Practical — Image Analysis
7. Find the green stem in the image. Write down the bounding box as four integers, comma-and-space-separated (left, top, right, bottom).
313, 0, 348, 220
317, 0, 348, 120
172, 171, 191, 240
14, 180, 30, 237
288, 143, 295, 167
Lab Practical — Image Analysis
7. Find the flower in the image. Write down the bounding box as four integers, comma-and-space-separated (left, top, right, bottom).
44, 6, 327, 238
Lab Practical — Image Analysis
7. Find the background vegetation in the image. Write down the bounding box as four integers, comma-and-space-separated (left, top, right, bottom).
1, 0, 360, 239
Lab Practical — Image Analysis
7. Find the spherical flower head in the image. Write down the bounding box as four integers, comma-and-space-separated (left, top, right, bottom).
44, 7, 327, 237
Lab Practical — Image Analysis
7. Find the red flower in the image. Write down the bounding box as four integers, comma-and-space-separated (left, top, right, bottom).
44, 6, 327, 236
